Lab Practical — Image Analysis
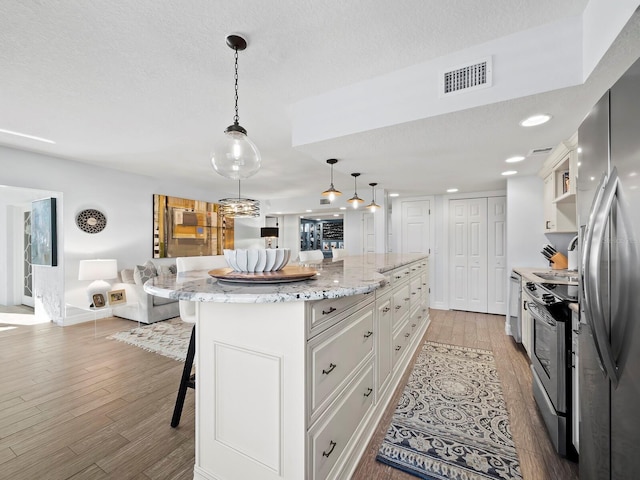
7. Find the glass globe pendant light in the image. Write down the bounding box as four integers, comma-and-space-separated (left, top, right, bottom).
321, 158, 342, 202
211, 35, 261, 180
367, 182, 380, 211
347, 173, 364, 209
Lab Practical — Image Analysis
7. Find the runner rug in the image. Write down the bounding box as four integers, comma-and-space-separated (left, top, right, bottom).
376, 341, 522, 480
107, 317, 191, 362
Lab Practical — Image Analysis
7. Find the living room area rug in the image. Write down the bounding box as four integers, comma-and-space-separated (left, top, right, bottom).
376, 341, 522, 480
107, 317, 191, 362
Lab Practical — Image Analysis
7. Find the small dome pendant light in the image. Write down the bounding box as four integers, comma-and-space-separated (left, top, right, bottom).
321, 159, 342, 202
367, 183, 380, 212
211, 35, 261, 180
347, 173, 365, 209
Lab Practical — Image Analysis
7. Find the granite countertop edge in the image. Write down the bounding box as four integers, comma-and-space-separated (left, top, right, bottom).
144, 253, 427, 303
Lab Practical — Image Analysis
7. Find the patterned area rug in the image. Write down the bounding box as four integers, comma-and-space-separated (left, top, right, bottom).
377, 341, 522, 480
108, 317, 191, 361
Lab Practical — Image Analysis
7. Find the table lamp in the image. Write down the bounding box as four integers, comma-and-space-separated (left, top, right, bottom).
78, 259, 118, 308
260, 227, 279, 248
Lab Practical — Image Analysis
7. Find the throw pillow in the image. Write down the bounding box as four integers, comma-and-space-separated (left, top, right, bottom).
157, 264, 177, 275
134, 260, 158, 286
120, 268, 135, 284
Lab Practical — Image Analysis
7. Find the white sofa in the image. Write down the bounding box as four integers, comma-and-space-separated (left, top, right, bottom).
112, 257, 180, 324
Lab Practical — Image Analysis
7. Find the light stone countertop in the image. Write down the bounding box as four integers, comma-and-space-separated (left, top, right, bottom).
144, 253, 427, 304
513, 266, 579, 285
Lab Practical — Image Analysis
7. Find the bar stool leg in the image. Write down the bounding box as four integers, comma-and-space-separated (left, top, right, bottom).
171, 324, 196, 428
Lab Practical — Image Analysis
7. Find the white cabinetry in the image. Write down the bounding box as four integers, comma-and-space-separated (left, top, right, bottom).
521, 283, 533, 357
540, 133, 578, 233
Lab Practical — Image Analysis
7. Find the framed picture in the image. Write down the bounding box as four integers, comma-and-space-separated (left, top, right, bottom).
31, 197, 57, 266
108, 289, 127, 305
92, 293, 106, 308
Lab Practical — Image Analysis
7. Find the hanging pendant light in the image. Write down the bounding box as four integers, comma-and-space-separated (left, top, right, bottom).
321, 158, 342, 202
347, 173, 364, 209
219, 180, 260, 218
367, 182, 380, 211
211, 35, 261, 180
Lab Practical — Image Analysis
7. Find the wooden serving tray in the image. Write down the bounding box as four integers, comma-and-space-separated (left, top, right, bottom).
208, 266, 318, 283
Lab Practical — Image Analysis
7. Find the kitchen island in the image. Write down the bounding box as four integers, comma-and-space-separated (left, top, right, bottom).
146, 253, 430, 480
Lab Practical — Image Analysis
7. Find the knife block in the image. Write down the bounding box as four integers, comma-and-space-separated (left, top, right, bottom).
550, 252, 568, 270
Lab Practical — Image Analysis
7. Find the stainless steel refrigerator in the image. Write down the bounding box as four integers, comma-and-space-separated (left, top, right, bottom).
577, 56, 640, 480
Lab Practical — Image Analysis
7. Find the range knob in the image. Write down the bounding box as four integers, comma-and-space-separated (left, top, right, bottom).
542, 294, 556, 303
526, 282, 536, 291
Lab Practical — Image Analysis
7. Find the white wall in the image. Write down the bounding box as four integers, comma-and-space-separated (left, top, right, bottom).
0, 145, 257, 322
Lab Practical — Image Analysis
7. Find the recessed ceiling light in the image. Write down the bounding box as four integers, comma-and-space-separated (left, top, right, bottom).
0, 128, 56, 144
577, 147, 583, 153
505, 156, 525, 163
389, 193, 399, 197
316, 218, 321, 221
333, 214, 339, 217
305, 209, 312, 213
502, 170, 518, 176
339, 207, 347, 210
520, 114, 551, 127
447, 188, 458, 193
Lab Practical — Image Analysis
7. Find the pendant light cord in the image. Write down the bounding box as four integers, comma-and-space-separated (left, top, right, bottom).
233, 47, 240, 126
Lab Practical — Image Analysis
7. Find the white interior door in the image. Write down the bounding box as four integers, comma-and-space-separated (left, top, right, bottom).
363, 212, 375, 253
401, 200, 430, 254
449, 198, 488, 312
487, 197, 507, 314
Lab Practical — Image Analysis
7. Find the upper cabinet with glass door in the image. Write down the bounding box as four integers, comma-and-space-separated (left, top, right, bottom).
539, 132, 578, 233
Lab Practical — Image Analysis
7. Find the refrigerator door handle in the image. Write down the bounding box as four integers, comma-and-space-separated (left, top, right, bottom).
587, 168, 620, 387
582, 172, 609, 371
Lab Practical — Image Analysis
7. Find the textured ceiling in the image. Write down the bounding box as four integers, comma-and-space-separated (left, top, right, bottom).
1, 0, 638, 207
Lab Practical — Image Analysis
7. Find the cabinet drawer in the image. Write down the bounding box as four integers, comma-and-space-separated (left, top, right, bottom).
410, 277, 422, 314
307, 293, 372, 338
392, 283, 410, 329
308, 363, 374, 480
308, 304, 374, 420
392, 320, 412, 367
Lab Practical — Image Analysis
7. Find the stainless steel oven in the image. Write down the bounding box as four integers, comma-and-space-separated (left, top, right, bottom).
522, 282, 575, 458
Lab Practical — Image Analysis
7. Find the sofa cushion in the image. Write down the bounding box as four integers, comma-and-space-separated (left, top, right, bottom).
134, 260, 158, 286
157, 264, 177, 275
120, 268, 135, 284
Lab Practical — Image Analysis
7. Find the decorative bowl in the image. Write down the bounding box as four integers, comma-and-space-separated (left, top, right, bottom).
224, 248, 290, 273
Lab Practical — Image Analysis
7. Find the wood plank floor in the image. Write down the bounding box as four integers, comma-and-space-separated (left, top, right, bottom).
0, 310, 578, 479
352, 309, 579, 480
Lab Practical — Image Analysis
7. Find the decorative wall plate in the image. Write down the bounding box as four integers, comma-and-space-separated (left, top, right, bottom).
76, 209, 107, 234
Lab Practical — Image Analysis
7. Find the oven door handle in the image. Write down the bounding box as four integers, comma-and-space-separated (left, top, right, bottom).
586, 168, 619, 387
527, 302, 556, 328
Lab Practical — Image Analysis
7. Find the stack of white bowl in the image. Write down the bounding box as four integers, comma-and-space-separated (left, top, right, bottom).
223, 248, 291, 273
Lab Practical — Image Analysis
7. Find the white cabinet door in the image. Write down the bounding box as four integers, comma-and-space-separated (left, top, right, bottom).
449, 198, 487, 312
487, 197, 507, 315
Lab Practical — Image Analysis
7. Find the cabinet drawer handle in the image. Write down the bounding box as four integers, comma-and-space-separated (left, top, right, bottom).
404, 332, 410, 338
363, 331, 373, 338
395, 345, 402, 351
417, 287, 422, 290
363, 387, 373, 397
395, 275, 402, 279
322, 307, 337, 315
404, 271, 410, 275
412, 292, 417, 296
382, 306, 391, 313
404, 297, 410, 302
395, 305, 402, 310
322, 440, 337, 458
411, 323, 416, 328
322, 363, 336, 375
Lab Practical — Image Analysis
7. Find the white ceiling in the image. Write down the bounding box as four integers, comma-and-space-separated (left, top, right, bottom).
1, 1, 639, 206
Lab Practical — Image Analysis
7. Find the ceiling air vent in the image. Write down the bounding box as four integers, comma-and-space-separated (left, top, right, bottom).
529, 147, 553, 155
319, 198, 330, 205
440, 57, 492, 96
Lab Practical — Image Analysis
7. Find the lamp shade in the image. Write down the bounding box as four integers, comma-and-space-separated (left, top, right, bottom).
78, 259, 118, 281
260, 227, 279, 238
